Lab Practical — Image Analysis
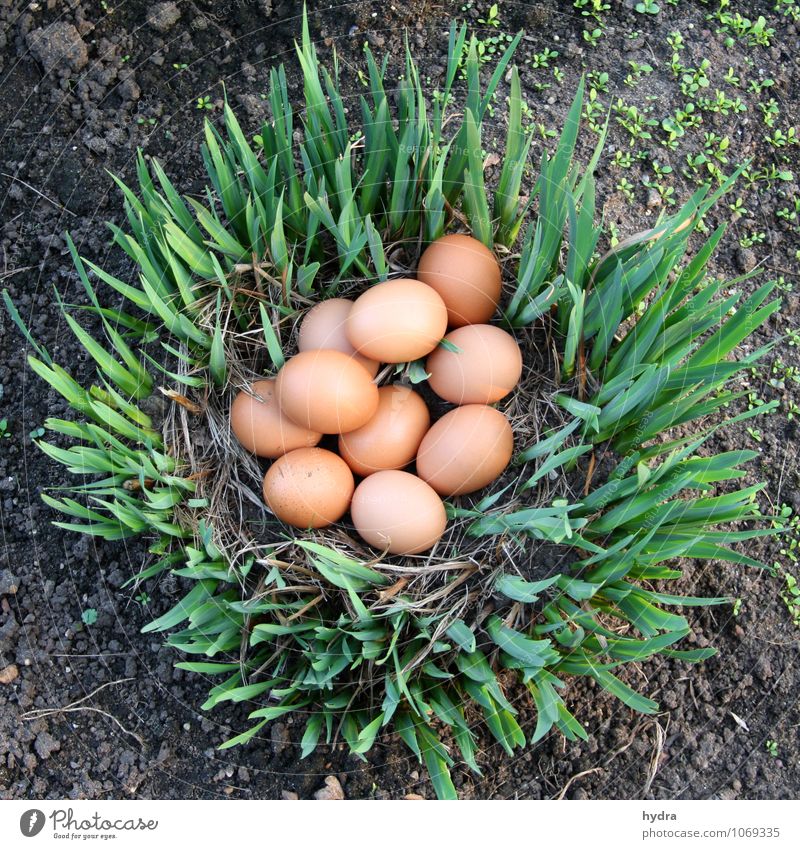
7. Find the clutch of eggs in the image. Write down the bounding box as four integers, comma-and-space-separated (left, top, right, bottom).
229, 231, 522, 555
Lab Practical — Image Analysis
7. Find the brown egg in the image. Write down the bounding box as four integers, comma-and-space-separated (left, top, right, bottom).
262, 447, 354, 529
338, 384, 430, 476
417, 233, 502, 327
346, 278, 448, 363
351, 470, 447, 555
297, 298, 380, 377
230, 379, 322, 458
426, 324, 522, 406
275, 350, 379, 434
416, 405, 513, 496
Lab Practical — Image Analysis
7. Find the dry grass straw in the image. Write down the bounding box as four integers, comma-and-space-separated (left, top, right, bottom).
161, 243, 589, 678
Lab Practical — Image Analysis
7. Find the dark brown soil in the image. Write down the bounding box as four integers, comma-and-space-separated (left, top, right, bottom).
1, 0, 799, 800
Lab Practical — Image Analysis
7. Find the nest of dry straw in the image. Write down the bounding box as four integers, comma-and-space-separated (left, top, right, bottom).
161, 240, 585, 678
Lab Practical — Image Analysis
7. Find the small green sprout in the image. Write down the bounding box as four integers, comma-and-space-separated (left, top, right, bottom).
616, 177, 635, 203
583, 28, 603, 46
478, 3, 500, 27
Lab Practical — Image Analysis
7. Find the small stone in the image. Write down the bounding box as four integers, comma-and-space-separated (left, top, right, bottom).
270, 721, 291, 754
117, 73, 141, 102
314, 775, 345, 800
736, 248, 757, 273
404, 793, 425, 800
0, 664, 19, 684
646, 189, 661, 209
0, 569, 19, 595
147, 2, 181, 33
26, 23, 88, 73
34, 731, 61, 760
755, 656, 773, 682
86, 136, 107, 155
281, 790, 299, 800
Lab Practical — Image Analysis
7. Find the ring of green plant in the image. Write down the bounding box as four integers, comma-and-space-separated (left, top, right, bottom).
4, 11, 783, 799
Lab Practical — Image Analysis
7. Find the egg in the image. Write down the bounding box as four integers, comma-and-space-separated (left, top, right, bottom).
416, 405, 513, 496
346, 278, 448, 363
417, 233, 502, 327
351, 470, 447, 554
426, 324, 522, 405
275, 349, 379, 434
297, 297, 380, 377
338, 384, 430, 476
230, 379, 322, 458
262, 447, 354, 528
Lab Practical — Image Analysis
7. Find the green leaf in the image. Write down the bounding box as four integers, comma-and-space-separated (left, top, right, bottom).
218, 720, 268, 750
486, 616, 559, 667
141, 580, 217, 633
445, 619, 476, 653
300, 712, 324, 759
209, 294, 227, 387
591, 667, 658, 715
495, 573, 560, 602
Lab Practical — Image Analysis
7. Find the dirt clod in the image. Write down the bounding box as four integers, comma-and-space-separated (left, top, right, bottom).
33, 731, 61, 760
736, 248, 758, 273
0, 570, 19, 595
147, 2, 181, 33
26, 23, 88, 74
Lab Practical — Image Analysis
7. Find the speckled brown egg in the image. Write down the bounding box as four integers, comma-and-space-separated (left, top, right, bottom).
274, 349, 379, 434
417, 233, 502, 327
297, 297, 380, 377
338, 384, 430, 476
346, 278, 448, 363
416, 405, 513, 496
230, 379, 322, 458
426, 324, 522, 406
262, 447, 354, 529
350, 470, 447, 555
